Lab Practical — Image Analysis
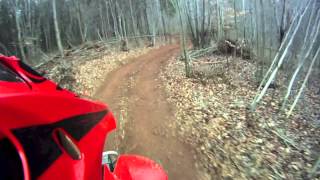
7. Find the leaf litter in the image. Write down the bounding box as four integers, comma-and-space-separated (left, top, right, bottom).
161, 55, 320, 179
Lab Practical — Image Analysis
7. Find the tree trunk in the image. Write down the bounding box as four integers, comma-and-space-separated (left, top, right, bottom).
172, 0, 191, 77
52, 0, 64, 57
279, 0, 287, 45
129, 0, 138, 37
194, 0, 200, 47
14, 1, 27, 63
201, 0, 206, 48
109, 0, 120, 39
242, 0, 246, 40
215, 0, 220, 40
259, 0, 266, 79
233, 0, 238, 42
104, 1, 111, 38
160, 7, 167, 41
99, 1, 106, 39
143, 1, 152, 45
75, 0, 85, 43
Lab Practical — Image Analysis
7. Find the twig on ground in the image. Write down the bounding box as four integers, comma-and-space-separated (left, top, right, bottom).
269, 129, 300, 150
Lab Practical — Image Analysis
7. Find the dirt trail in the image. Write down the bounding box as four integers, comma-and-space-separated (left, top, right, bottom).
96, 45, 200, 180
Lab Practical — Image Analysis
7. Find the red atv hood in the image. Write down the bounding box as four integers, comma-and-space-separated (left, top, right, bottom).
0, 55, 167, 180
0, 55, 116, 179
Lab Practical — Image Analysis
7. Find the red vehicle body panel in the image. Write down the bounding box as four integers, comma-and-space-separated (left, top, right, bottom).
113, 155, 168, 180
0, 55, 167, 180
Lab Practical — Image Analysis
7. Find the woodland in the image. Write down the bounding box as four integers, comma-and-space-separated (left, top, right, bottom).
0, 0, 319, 179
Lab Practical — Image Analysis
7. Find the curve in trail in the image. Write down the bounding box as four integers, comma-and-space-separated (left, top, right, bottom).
96, 44, 200, 180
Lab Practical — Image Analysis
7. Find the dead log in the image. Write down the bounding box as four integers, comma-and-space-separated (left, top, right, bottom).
217, 39, 251, 59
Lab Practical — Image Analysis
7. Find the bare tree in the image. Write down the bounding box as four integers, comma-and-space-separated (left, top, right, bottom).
52, 0, 64, 57
251, 0, 312, 110
14, 0, 27, 62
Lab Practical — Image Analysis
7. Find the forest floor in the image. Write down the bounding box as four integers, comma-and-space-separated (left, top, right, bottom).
161, 54, 320, 179
41, 42, 320, 179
